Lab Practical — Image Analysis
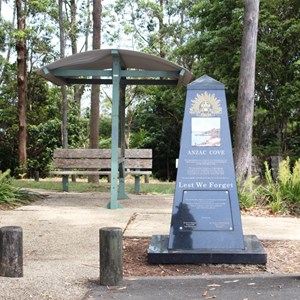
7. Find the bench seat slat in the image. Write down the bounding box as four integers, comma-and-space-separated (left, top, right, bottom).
126, 171, 152, 176
53, 149, 113, 158
50, 171, 112, 176
124, 159, 152, 169
53, 158, 112, 169
50, 170, 152, 176
54, 158, 152, 169
125, 149, 152, 158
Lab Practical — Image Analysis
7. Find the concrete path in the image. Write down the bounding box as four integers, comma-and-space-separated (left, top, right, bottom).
83, 275, 300, 300
0, 191, 299, 300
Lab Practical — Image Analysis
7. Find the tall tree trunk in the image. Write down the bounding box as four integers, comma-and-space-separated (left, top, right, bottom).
158, 0, 165, 58
84, 0, 91, 51
234, 0, 260, 184
16, 0, 27, 174
90, 0, 101, 149
70, 0, 77, 55
89, 0, 101, 182
59, 0, 68, 148
69, 0, 84, 109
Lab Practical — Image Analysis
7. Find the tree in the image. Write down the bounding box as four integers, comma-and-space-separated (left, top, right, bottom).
90, 0, 101, 150
234, 0, 260, 184
68, 0, 86, 108
58, 0, 68, 148
16, 0, 27, 174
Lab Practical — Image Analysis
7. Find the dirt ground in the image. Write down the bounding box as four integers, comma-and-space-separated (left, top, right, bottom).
122, 204, 300, 277
123, 238, 300, 277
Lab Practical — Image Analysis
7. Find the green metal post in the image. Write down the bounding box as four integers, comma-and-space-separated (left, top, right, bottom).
62, 175, 69, 192
118, 83, 129, 199
106, 50, 122, 209
134, 174, 140, 194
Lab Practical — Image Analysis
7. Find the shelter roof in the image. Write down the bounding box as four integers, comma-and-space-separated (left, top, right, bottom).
37, 49, 194, 86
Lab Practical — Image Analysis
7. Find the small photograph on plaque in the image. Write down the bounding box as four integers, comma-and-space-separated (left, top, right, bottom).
191, 117, 221, 147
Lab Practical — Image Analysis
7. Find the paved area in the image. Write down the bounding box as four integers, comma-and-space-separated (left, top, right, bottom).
0, 191, 299, 300
83, 275, 300, 300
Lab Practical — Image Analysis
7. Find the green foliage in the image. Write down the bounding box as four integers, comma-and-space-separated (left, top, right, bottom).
0, 170, 42, 206
0, 67, 90, 177
237, 157, 300, 214
278, 158, 300, 206
27, 119, 61, 177
260, 162, 285, 213
67, 103, 89, 148
132, 86, 186, 180
0, 170, 17, 204
187, 0, 243, 102
238, 176, 260, 209
255, 0, 300, 158
129, 129, 151, 148
260, 158, 300, 213
99, 115, 112, 148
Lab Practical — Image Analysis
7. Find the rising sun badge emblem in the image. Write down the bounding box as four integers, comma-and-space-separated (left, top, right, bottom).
190, 92, 222, 117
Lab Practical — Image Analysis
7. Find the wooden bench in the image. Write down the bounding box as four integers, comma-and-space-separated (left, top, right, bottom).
50, 148, 152, 193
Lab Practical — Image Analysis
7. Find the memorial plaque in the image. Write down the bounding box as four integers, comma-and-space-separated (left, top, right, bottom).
168, 75, 244, 250
148, 75, 267, 264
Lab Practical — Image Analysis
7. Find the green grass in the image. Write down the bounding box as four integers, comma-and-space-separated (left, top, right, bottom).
12, 179, 110, 192
12, 178, 176, 194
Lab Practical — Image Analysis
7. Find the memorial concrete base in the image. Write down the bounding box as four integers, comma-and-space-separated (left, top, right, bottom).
147, 235, 267, 264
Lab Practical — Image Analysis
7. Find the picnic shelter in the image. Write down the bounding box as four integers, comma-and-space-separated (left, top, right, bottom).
37, 49, 194, 208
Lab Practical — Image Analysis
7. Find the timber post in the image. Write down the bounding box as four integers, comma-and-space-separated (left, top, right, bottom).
99, 227, 123, 286
0, 226, 23, 277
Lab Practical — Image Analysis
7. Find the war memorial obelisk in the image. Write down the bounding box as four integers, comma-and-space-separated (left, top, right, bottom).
148, 75, 267, 264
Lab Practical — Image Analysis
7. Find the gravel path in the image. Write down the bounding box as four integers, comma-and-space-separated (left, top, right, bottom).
0, 192, 130, 300
0, 191, 174, 300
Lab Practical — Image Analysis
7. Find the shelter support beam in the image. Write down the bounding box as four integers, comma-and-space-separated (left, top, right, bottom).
106, 50, 122, 209
118, 83, 129, 199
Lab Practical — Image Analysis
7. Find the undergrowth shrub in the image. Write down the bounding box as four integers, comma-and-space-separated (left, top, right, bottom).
0, 170, 42, 207
260, 157, 300, 213
238, 176, 260, 209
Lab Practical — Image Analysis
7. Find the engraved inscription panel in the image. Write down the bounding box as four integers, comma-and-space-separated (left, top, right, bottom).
182, 190, 233, 231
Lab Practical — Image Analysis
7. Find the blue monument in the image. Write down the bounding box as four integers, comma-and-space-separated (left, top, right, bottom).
148, 75, 267, 264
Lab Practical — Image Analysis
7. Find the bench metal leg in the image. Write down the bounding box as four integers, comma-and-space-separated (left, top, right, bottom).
118, 177, 130, 199
62, 175, 69, 192
117, 160, 129, 200
134, 176, 140, 194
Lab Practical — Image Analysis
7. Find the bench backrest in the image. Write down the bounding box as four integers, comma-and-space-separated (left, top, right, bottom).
53, 149, 152, 169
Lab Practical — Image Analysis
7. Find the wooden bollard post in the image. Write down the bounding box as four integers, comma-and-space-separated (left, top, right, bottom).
0, 226, 23, 277
99, 227, 123, 286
